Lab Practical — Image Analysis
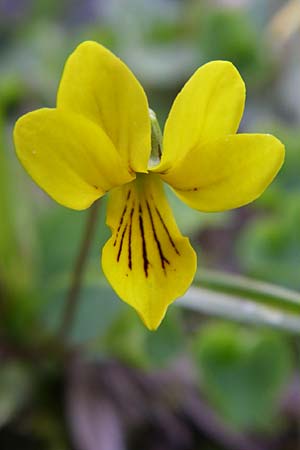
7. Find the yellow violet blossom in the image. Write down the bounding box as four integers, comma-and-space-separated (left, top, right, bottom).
14, 41, 284, 330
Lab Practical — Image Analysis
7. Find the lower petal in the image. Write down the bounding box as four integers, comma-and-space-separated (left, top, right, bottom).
102, 174, 197, 330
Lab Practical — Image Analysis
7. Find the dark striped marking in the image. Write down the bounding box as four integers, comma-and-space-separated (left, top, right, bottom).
117, 223, 128, 262
139, 204, 149, 277
177, 187, 199, 192
154, 204, 180, 255
128, 205, 135, 270
146, 200, 169, 272
113, 189, 131, 246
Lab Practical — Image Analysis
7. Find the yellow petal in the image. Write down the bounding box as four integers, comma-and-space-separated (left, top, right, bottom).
57, 41, 151, 173
14, 108, 134, 210
160, 134, 285, 212
155, 61, 245, 172
102, 174, 196, 330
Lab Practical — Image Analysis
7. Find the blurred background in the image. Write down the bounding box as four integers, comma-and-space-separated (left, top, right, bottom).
0, 0, 300, 449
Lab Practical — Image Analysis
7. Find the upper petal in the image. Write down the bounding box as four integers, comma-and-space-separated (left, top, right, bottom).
57, 41, 151, 173
102, 174, 196, 330
156, 61, 245, 172
14, 108, 134, 210
160, 134, 285, 212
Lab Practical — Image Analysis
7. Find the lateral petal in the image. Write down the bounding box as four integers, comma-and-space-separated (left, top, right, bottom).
102, 174, 196, 330
14, 108, 134, 210
155, 61, 245, 172
57, 41, 151, 173
160, 134, 285, 212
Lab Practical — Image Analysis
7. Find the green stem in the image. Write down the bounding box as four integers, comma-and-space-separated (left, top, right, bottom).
149, 108, 163, 165
58, 201, 100, 339
178, 268, 300, 334
194, 269, 300, 315
179, 286, 300, 334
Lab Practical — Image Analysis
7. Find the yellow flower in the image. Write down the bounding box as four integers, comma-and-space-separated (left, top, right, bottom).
14, 41, 284, 330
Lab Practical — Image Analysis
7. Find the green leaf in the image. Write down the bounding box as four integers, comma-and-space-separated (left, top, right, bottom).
42, 284, 122, 344
197, 9, 272, 87
0, 362, 33, 427
192, 323, 293, 431
145, 308, 185, 367
37, 198, 109, 285
237, 197, 300, 290
102, 308, 185, 368
102, 309, 148, 368
0, 115, 40, 336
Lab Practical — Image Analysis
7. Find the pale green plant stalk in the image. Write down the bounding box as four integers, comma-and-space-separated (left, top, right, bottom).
58, 200, 100, 339
195, 269, 300, 314
179, 270, 300, 334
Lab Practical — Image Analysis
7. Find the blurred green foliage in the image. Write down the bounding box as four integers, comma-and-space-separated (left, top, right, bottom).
102, 308, 185, 368
192, 322, 293, 431
0, 362, 33, 428
197, 8, 272, 86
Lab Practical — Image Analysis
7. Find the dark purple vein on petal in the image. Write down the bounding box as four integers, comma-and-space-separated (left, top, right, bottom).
128, 204, 135, 270
117, 223, 128, 262
146, 200, 170, 273
139, 204, 149, 277
113, 189, 131, 246
153, 203, 180, 255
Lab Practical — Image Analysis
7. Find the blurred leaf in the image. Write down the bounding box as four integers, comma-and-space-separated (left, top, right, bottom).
102, 309, 148, 368
0, 116, 40, 337
37, 199, 121, 343
0, 362, 32, 428
145, 308, 185, 367
102, 301, 186, 368
37, 197, 109, 284
144, 20, 185, 45
1, 22, 75, 103
192, 323, 293, 431
237, 196, 300, 289
0, 115, 15, 268
197, 9, 272, 87
71, 285, 123, 344
42, 284, 122, 344
0, 76, 23, 112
